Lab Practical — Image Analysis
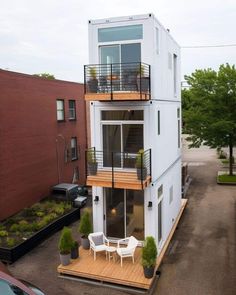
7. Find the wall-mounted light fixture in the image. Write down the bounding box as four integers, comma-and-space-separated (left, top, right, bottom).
94, 195, 99, 204
148, 201, 153, 209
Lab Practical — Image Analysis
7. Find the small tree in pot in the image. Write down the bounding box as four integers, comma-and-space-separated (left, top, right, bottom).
141, 236, 158, 278
58, 227, 73, 266
78, 210, 92, 250
87, 149, 98, 175
136, 149, 147, 180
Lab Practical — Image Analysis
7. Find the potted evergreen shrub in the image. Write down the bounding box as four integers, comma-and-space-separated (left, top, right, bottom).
78, 210, 92, 250
141, 236, 158, 278
87, 149, 98, 175
136, 149, 147, 180
87, 67, 98, 93
71, 240, 79, 259
58, 227, 73, 266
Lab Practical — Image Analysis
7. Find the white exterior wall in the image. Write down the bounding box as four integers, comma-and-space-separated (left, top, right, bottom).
87, 13, 181, 251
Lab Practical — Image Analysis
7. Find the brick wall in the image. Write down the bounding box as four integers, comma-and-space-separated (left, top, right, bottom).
0, 70, 87, 220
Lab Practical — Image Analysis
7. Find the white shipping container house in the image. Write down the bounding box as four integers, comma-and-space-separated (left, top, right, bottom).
85, 13, 181, 253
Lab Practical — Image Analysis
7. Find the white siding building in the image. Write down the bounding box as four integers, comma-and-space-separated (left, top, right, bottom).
84, 13, 181, 253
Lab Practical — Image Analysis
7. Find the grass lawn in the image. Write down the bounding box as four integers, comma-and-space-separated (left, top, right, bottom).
221, 159, 229, 164
218, 174, 236, 183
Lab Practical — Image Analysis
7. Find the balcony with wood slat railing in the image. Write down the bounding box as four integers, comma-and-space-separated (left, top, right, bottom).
85, 148, 152, 190
84, 62, 151, 101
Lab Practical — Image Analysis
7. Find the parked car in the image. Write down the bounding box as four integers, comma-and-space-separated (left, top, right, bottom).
51, 183, 88, 207
0, 262, 45, 295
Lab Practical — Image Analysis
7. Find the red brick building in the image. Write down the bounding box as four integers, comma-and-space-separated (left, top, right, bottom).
0, 70, 87, 220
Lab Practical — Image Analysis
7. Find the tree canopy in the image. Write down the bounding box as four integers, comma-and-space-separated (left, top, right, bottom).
183, 63, 236, 175
33, 73, 55, 80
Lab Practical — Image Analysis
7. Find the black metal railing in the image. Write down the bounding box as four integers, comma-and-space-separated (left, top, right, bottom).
86, 147, 152, 189
84, 62, 151, 99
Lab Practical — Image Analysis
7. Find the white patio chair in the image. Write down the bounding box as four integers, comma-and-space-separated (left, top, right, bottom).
116, 236, 139, 267
88, 232, 110, 261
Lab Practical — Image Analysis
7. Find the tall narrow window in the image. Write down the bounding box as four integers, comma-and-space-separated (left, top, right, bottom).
155, 27, 159, 54
158, 200, 162, 243
56, 99, 65, 121
158, 184, 163, 198
157, 110, 160, 135
169, 185, 173, 204
69, 100, 76, 120
177, 107, 180, 148
173, 54, 177, 95
71, 137, 78, 160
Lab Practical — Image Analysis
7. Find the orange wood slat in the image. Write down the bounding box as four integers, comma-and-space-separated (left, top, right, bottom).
85, 92, 150, 101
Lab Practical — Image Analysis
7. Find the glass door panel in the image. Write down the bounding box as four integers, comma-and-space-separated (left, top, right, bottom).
121, 43, 141, 63
123, 124, 143, 168
105, 188, 125, 238
103, 125, 121, 167
126, 190, 144, 240
100, 45, 120, 91
101, 45, 120, 64
121, 43, 141, 91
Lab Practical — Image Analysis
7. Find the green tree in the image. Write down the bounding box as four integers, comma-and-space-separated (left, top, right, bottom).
184, 64, 236, 176
34, 73, 55, 80
181, 88, 193, 129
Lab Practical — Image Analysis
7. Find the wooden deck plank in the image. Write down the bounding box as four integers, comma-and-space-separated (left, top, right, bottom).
58, 199, 188, 290
85, 92, 150, 101
86, 170, 151, 190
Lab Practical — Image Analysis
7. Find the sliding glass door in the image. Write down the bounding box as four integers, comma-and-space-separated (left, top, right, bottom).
104, 188, 144, 240
102, 123, 143, 168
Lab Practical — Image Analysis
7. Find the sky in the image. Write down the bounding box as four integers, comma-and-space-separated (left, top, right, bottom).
1, 0, 236, 83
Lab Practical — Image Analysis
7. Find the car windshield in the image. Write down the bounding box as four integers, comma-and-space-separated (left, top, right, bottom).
0, 279, 28, 295
69, 187, 79, 196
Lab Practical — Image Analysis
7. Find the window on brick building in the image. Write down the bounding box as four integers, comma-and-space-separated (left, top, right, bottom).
68, 100, 76, 120
57, 99, 65, 121
71, 137, 78, 160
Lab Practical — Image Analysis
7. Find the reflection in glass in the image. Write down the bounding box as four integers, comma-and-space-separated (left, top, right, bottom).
106, 188, 124, 238
126, 190, 144, 240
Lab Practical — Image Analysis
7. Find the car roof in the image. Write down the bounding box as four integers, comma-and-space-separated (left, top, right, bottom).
52, 183, 78, 190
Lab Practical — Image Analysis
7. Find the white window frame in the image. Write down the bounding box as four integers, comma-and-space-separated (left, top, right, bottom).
68, 100, 76, 120
56, 99, 65, 121
71, 137, 78, 160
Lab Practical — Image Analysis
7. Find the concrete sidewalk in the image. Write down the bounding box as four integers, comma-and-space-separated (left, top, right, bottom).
155, 145, 236, 295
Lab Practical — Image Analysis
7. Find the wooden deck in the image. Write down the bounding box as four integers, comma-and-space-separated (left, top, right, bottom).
85, 92, 150, 101
86, 170, 151, 190
58, 199, 188, 290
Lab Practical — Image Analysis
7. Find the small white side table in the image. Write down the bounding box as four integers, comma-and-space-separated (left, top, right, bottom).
106, 246, 117, 262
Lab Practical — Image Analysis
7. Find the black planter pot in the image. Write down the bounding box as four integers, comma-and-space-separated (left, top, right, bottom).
88, 79, 98, 93
88, 162, 98, 175
71, 246, 79, 259
81, 237, 90, 250
137, 167, 147, 180
143, 266, 155, 278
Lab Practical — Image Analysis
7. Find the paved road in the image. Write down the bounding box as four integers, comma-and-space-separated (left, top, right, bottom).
155, 144, 236, 295
8, 144, 236, 295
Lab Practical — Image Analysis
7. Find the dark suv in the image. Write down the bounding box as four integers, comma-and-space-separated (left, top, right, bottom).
51, 183, 88, 206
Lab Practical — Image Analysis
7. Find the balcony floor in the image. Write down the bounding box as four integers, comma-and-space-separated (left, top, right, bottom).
86, 170, 151, 190
85, 91, 150, 101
